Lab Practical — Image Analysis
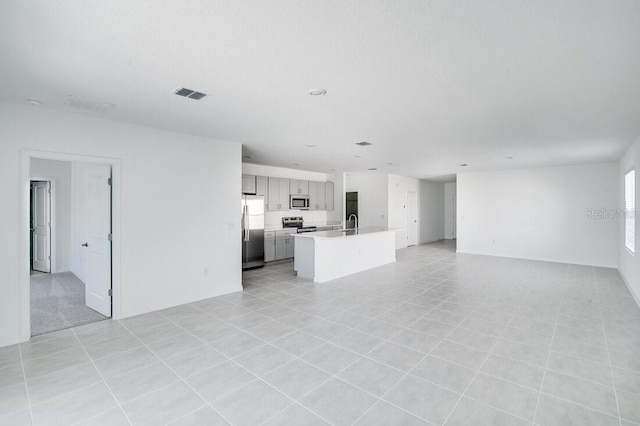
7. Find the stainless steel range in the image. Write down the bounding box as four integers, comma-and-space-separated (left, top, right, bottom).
282, 216, 317, 233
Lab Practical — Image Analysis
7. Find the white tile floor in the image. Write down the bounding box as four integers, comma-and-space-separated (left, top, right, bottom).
2, 240, 640, 425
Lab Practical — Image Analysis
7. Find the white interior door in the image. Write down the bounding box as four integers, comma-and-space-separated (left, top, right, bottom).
31, 181, 51, 272
84, 164, 112, 317
407, 191, 418, 247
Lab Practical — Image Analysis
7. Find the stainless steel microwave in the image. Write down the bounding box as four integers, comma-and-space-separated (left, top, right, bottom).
290, 195, 310, 210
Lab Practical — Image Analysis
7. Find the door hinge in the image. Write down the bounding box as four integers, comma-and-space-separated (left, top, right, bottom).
107, 177, 112, 186
108, 234, 112, 241
108, 289, 112, 297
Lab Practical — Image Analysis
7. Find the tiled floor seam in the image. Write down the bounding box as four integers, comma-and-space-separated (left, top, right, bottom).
17, 344, 34, 426
202, 301, 416, 404
70, 328, 134, 426
115, 320, 235, 425
190, 279, 454, 425
597, 282, 624, 426
352, 297, 476, 425
532, 291, 577, 424
440, 299, 521, 425
154, 305, 365, 425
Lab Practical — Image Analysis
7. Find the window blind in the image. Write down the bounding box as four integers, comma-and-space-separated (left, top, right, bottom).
625, 169, 635, 253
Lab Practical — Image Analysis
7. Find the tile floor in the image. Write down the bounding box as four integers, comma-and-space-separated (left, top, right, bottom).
2, 240, 640, 425
30, 272, 108, 336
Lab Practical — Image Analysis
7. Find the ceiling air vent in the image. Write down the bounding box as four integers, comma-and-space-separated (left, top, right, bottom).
356, 141, 372, 146
174, 87, 207, 100
64, 95, 116, 113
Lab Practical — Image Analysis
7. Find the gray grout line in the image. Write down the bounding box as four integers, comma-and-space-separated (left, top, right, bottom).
154, 306, 341, 426
69, 328, 133, 426
16, 245, 640, 425
531, 278, 565, 423
440, 296, 520, 425
115, 320, 236, 426
596, 270, 624, 426
17, 345, 34, 426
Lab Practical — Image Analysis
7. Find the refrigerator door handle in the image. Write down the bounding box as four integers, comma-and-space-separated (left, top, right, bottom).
244, 205, 250, 242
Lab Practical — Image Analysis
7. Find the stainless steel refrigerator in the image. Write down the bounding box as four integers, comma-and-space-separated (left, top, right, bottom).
242, 195, 265, 270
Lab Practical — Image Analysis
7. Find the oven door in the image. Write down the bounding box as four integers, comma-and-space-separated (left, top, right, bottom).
290, 196, 310, 210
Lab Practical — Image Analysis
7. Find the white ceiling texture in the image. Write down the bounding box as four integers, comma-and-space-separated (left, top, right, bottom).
1, 1, 639, 180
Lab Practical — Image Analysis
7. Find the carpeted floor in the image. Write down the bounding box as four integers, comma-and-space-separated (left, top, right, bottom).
30, 271, 109, 336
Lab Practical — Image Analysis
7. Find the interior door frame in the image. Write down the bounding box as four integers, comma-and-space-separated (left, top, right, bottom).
30, 178, 56, 273
406, 190, 418, 247
20, 150, 122, 342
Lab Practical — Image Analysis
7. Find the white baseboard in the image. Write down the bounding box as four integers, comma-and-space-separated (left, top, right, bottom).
618, 269, 640, 310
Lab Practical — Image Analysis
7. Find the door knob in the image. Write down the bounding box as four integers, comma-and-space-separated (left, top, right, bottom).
82, 242, 88, 247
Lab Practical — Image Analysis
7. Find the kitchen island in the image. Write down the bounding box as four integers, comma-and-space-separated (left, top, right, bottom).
292, 228, 396, 283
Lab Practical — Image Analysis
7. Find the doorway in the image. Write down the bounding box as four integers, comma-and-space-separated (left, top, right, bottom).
30, 180, 51, 274
346, 191, 358, 227
407, 191, 417, 246
452, 193, 457, 239
25, 155, 116, 337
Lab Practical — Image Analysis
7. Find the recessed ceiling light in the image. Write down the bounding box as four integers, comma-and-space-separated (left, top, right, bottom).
292, 163, 301, 166
355, 155, 362, 158
308, 88, 327, 96
243, 155, 253, 159
305, 144, 316, 148
460, 164, 468, 167
368, 168, 378, 171
386, 162, 393, 166
27, 98, 42, 106
330, 168, 335, 172
355, 141, 372, 146
506, 156, 514, 159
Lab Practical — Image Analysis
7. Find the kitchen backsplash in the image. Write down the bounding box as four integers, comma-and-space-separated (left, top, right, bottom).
265, 210, 329, 228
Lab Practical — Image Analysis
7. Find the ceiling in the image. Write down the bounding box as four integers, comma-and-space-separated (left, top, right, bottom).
1, 1, 640, 180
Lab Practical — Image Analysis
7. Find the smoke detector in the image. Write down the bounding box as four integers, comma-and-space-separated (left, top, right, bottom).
308, 88, 327, 96
174, 87, 207, 100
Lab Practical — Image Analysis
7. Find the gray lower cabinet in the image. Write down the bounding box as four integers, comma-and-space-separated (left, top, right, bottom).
284, 235, 294, 258
264, 231, 276, 262
266, 230, 295, 262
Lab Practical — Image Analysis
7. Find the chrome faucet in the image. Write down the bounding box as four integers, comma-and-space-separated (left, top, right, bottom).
348, 214, 358, 233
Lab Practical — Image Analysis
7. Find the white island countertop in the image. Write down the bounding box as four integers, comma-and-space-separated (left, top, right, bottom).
292, 228, 397, 283
293, 227, 394, 239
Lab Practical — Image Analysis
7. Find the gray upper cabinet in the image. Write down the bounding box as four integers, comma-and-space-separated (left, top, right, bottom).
289, 179, 309, 195
325, 181, 334, 211
309, 181, 326, 211
256, 175, 268, 206
268, 177, 290, 211
242, 174, 256, 194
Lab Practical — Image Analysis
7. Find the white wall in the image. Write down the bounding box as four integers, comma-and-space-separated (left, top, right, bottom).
30, 159, 72, 272
0, 100, 241, 347
444, 182, 456, 239
419, 180, 445, 243
388, 174, 420, 249
457, 163, 619, 267
619, 136, 640, 305
242, 163, 342, 228
344, 171, 389, 229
